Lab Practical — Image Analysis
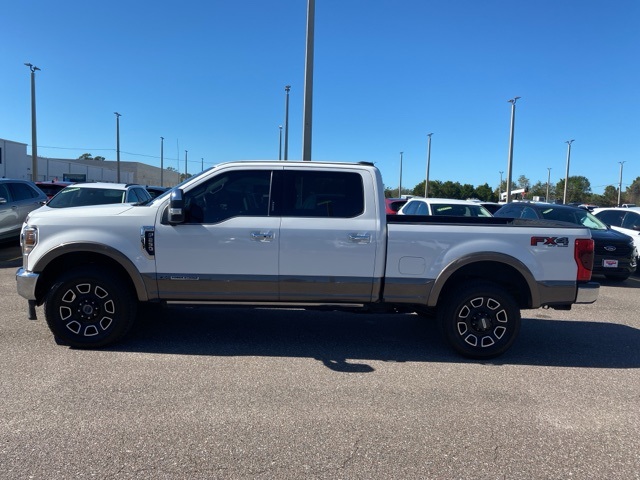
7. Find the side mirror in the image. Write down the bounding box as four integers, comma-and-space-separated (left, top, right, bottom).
168, 189, 185, 224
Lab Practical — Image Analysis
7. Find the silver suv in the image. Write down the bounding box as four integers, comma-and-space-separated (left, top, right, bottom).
0, 179, 48, 242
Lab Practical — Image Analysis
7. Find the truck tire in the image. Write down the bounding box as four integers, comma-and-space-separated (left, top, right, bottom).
44, 266, 137, 348
438, 280, 520, 359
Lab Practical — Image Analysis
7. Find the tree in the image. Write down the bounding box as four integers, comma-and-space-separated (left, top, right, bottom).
439, 181, 462, 199
78, 153, 93, 160
555, 176, 591, 204
94, 156, 105, 161
516, 175, 530, 190
625, 177, 640, 205
600, 185, 619, 207
474, 183, 495, 202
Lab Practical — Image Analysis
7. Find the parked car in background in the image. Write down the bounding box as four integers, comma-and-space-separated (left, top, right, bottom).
398, 197, 493, 217
35, 181, 73, 200
494, 202, 637, 281
0, 179, 47, 242
385, 197, 408, 215
622, 204, 636, 208
145, 185, 171, 199
593, 207, 640, 259
477, 201, 503, 214
41, 182, 152, 209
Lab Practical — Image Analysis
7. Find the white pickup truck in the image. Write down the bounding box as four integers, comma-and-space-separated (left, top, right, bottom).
16, 161, 599, 358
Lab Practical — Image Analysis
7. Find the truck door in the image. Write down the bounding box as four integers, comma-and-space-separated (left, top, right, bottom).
276, 168, 379, 303
153, 168, 280, 301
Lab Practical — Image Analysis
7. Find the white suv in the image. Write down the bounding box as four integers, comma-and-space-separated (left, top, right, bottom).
43, 182, 152, 209
398, 197, 493, 217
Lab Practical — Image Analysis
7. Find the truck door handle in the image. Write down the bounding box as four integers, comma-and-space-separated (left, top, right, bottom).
251, 231, 274, 242
348, 233, 371, 244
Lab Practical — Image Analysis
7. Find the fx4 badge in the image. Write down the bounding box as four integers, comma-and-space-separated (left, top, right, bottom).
531, 236, 569, 247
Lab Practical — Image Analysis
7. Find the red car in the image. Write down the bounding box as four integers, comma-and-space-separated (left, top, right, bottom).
385, 197, 408, 215
35, 181, 73, 200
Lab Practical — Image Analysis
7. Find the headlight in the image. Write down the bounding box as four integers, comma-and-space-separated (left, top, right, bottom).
21, 226, 38, 254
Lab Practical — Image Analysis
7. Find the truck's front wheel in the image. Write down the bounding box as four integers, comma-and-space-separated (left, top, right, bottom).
438, 280, 520, 359
44, 267, 136, 348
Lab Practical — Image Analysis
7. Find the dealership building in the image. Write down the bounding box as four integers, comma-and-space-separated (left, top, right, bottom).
0, 137, 180, 186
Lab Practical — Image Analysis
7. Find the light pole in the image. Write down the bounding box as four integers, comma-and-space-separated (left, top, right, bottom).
505, 97, 521, 203
284, 85, 291, 160
278, 125, 283, 160
25, 63, 40, 181
398, 151, 403, 198
114, 112, 121, 182
546, 167, 551, 203
201, 157, 204, 172
302, 0, 315, 161
499, 171, 504, 201
424, 133, 433, 198
563, 139, 574, 204
618, 161, 626, 207
160, 136, 164, 187
184, 150, 188, 178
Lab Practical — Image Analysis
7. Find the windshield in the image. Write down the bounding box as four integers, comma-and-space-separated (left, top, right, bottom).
431, 203, 492, 217
539, 207, 608, 230
148, 167, 216, 204
47, 186, 126, 208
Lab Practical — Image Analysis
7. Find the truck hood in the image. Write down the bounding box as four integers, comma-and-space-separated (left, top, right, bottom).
27, 203, 137, 222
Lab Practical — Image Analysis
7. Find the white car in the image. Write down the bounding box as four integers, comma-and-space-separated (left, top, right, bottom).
42, 182, 152, 209
593, 207, 640, 257
398, 197, 493, 217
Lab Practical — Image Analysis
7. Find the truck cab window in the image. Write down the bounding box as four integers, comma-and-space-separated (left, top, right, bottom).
184, 170, 272, 223
280, 171, 364, 218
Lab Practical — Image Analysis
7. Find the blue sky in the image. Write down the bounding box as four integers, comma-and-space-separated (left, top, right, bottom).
1, 0, 638, 194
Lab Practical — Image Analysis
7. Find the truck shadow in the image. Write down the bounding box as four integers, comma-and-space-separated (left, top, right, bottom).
114, 306, 640, 370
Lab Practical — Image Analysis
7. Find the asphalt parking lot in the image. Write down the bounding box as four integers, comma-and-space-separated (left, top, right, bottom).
0, 240, 638, 479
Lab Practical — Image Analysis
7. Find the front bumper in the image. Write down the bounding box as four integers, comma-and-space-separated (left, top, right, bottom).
575, 281, 599, 304
16, 267, 39, 301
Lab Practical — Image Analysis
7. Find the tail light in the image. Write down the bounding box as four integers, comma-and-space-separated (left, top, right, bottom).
575, 238, 594, 281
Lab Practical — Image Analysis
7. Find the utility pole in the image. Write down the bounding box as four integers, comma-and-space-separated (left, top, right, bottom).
398, 151, 403, 198
425, 133, 433, 197
618, 161, 626, 207
563, 140, 574, 204
302, 0, 315, 161
284, 86, 291, 160
25, 63, 40, 181
114, 112, 121, 182
505, 97, 521, 203
546, 167, 551, 203
160, 136, 164, 187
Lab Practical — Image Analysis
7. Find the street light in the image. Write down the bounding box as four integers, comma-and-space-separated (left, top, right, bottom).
546, 167, 551, 203
398, 151, 403, 198
563, 139, 574, 204
505, 96, 521, 204
499, 171, 504, 200
284, 85, 291, 160
424, 133, 433, 198
25, 63, 40, 181
278, 125, 283, 160
618, 161, 626, 207
160, 136, 164, 187
184, 150, 188, 178
114, 112, 121, 182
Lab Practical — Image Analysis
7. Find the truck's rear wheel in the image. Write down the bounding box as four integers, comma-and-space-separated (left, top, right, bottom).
44, 266, 136, 348
438, 280, 520, 359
